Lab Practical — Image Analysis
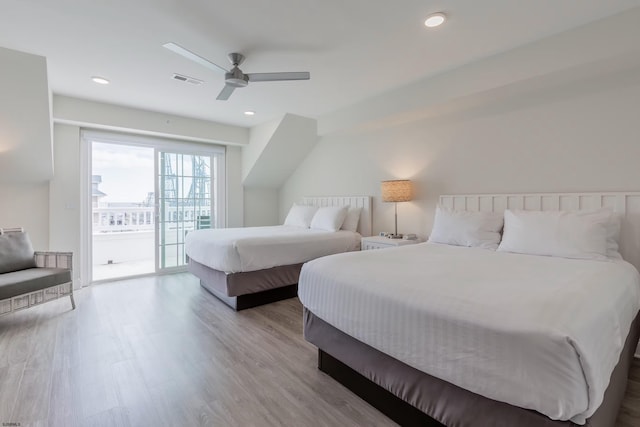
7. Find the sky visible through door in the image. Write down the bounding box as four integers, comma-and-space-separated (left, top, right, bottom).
92, 142, 155, 280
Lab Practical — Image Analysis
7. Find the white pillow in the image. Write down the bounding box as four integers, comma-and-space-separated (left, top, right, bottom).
283, 204, 318, 228
497, 209, 611, 260
310, 206, 349, 232
341, 207, 362, 232
428, 206, 503, 250
605, 212, 622, 260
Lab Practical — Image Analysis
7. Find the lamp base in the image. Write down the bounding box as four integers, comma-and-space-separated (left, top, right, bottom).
387, 234, 403, 239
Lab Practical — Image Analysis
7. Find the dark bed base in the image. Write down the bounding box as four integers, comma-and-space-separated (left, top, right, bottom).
188, 259, 302, 311
200, 281, 298, 310
306, 308, 640, 427
318, 349, 444, 427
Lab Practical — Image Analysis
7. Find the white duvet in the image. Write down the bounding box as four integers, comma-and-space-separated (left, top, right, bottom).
184, 225, 361, 273
298, 243, 640, 424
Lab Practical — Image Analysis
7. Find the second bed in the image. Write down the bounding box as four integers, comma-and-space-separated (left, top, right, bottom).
186, 196, 371, 310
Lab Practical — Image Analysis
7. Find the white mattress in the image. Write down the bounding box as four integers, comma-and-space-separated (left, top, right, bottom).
298, 243, 640, 424
184, 225, 361, 273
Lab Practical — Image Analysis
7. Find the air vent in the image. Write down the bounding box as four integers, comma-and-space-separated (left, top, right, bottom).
172, 73, 203, 85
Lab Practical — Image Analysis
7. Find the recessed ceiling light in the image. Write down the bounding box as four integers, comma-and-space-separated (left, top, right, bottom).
244, 111, 255, 116
91, 76, 110, 85
424, 12, 446, 28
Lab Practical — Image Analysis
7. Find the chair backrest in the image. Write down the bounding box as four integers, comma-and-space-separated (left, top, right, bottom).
0, 228, 36, 274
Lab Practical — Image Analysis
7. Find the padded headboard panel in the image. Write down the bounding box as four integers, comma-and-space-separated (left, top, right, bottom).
439, 192, 640, 272
303, 196, 372, 237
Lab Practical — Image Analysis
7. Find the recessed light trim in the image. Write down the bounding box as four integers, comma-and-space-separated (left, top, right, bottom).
91, 76, 110, 85
244, 111, 255, 116
424, 12, 446, 28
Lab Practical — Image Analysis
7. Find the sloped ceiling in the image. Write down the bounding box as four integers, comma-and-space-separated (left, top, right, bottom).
243, 114, 317, 188
1, 1, 639, 127
0, 46, 53, 183
318, 7, 640, 135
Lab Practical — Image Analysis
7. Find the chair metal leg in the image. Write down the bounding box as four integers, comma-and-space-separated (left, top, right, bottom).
70, 294, 76, 310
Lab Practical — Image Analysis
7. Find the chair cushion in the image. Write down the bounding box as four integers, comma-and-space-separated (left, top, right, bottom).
0, 232, 36, 274
0, 268, 71, 300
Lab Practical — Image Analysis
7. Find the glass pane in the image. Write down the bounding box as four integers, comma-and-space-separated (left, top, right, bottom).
179, 245, 185, 265
201, 156, 211, 170
162, 244, 178, 268
182, 155, 193, 176
157, 151, 214, 269
91, 142, 155, 281
164, 222, 178, 245
180, 177, 192, 198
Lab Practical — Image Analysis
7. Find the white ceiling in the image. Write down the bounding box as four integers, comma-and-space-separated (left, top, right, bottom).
2, 0, 640, 128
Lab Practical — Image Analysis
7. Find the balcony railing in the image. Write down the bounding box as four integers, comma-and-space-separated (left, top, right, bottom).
92, 206, 213, 233
92, 206, 155, 233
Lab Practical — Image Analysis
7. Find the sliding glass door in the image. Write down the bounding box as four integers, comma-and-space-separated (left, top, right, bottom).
157, 151, 220, 270
83, 130, 225, 282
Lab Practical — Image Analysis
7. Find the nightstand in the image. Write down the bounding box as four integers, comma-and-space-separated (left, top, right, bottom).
361, 236, 422, 250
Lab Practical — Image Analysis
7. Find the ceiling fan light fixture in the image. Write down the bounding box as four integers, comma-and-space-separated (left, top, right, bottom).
91, 76, 110, 85
424, 12, 447, 28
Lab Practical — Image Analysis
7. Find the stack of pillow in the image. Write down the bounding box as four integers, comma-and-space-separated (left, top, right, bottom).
427, 205, 622, 261
283, 204, 362, 233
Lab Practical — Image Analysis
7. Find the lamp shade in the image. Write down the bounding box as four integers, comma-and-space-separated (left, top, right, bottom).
381, 180, 413, 202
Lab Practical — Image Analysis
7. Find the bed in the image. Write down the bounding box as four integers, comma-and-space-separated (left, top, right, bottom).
185, 196, 371, 310
299, 192, 640, 427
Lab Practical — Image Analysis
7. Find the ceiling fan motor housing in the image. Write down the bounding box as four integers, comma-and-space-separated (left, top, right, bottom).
225, 67, 249, 87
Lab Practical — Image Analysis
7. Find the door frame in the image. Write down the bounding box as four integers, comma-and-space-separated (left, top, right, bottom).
80, 130, 225, 285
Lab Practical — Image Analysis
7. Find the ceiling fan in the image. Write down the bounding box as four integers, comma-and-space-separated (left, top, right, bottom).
163, 42, 310, 101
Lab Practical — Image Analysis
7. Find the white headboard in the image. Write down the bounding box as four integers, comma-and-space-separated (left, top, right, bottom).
303, 196, 372, 237
439, 192, 640, 271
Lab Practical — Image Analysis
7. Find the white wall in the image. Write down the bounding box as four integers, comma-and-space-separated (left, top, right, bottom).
243, 117, 281, 181
49, 123, 81, 284
244, 188, 279, 227
243, 114, 317, 188
0, 46, 52, 253
0, 182, 49, 249
280, 79, 640, 239
280, 10, 640, 236
54, 95, 248, 146
241, 114, 318, 227
226, 145, 244, 228
0, 46, 53, 183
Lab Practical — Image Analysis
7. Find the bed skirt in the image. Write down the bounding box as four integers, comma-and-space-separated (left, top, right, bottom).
188, 259, 301, 310
303, 308, 640, 427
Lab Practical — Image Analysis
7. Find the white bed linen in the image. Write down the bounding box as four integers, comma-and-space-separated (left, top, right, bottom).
185, 226, 361, 273
298, 243, 640, 424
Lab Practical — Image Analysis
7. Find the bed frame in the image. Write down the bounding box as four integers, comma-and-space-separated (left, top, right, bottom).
305, 191, 640, 427
306, 309, 640, 427
190, 195, 372, 310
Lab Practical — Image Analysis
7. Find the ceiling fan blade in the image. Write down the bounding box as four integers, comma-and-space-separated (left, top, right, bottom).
247, 72, 310, 82
216, 85, 236, 101
163, 42, 228, 74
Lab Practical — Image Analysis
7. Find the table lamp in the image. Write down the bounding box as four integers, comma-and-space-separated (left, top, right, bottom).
381, 180, 413, 238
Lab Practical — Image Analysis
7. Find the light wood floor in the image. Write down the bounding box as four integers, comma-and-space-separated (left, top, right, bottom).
0, 273, 638, 427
